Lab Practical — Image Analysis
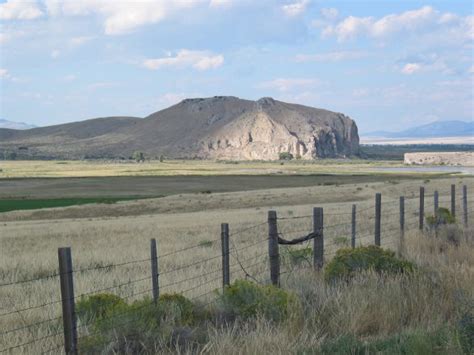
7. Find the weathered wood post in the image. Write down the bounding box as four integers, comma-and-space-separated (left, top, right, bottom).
399, 196, 405, 255
451, 184, 456, 218
221, 223, 230, 289
150, 238, 159, 304
375, 193, 381, 246
463, 185, 468, 228
434, 190, 439, 216
268, 211, 280, 286
313, 207, 324, 269
58, 247, 78, 355
419, 187, 425, 231
351, 204, 356, 249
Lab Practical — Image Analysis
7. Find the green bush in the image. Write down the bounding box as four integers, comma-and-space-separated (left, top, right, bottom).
156, 293, 195, 326
76, 293, 126, 322
220, 280, 297, 322
283, 247, 312, 266
279, 152, 294, 160
426, 207, 456, 229
324, 246, 415, 283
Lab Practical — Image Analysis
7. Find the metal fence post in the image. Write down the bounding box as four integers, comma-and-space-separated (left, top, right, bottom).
268, 211, 280, 287
313, 207, 324, 269
221, 223, 230, 289
375, 193, 381, 246
419, 187, 425, 231
463, 185, 468, 228
351, 204, 356, 249
399, 196, 405, 255
58, 247, 78, 355
451, 184, 456, 218
150, 238, 159, 304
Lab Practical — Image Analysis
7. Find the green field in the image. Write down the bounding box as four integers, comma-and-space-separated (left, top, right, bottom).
0, 197, 150, 213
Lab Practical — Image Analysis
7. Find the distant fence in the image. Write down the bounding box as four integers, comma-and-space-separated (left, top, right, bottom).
0, 184, 471, 354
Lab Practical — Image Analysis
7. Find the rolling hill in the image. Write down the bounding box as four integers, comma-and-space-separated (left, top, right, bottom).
0, 96, 360, 160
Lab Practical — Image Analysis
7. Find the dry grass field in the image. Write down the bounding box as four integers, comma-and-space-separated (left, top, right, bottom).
0, 170, 472, 353
0, 159, 411, 179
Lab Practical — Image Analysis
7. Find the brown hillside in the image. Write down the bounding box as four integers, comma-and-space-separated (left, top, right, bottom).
0, 97, 359, 160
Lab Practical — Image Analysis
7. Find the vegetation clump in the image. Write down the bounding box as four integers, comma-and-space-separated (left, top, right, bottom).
278, 151, 294, 160
324, 245, 415, 282
76, 293, 126, 322
220, 280, 297, 322
426, 207, 455, 229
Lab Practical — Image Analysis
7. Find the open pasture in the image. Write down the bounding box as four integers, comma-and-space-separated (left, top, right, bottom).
0, 173, 472, 353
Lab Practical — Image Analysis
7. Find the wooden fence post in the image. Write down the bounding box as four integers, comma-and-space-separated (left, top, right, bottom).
419, 187, 425, 231
150, 238, 159, 304
351, 204, 356, 249
399, 196, 405, 255
463, 185, 468, 228
268, 211, 280, 287
451, 184, 456, 218
58, 247, 78, 355
375, 193, 381, 246
221, 223, 230, 289
313, 207, 324, 269
434, 191, 439, 215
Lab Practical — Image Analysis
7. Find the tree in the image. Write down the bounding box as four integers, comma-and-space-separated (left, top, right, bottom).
159, 155, 165, 163
279, 152, 294, 160
3, 151, 17, 160
132, 151, 145, 162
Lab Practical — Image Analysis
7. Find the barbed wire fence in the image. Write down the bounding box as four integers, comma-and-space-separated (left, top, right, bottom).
0, 184, 471, 354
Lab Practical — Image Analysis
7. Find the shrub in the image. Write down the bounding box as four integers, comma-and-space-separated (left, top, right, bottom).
426, 207, 456, 229
76, 293, 126, 321
132, 151, 145, 162
324, 246, 415, 283
220, 280, 296, 322
283, 247, 312, 266
156, 293, 195, 326
279, 152, 294, 160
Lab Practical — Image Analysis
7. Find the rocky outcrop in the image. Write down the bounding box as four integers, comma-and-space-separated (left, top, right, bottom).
0, 96, 360, 160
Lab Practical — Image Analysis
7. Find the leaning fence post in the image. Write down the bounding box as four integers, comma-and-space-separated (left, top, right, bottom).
463, 185, 468, 228
451, 184, 456, 218
313, 207, 324, 269
351, 204, 356, 249
268, 211, 280, 287
375, 193, 381, 246
58, 247, 78, 355
150, 238, 159, 304
399, 196, 405, 255
221, 223, 230, 289
419, 187, 425, 231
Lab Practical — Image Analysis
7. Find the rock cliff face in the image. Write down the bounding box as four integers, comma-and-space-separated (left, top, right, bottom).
0, 96, 360, 160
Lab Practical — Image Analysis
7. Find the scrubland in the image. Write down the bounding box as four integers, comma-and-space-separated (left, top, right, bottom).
0, 175, 472, 354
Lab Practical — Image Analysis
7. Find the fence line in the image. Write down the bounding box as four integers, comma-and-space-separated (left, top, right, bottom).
0, 184, 471, 354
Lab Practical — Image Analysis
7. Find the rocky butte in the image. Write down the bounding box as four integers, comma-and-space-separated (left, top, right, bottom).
0, 96, 360, 160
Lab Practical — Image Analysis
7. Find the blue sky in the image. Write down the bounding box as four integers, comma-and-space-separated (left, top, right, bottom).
0, 0, 473, 133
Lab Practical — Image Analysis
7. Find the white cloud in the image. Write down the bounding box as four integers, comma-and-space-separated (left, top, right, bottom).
258, 78, 320, 92
295, 50, 368, 62
322, 6, 471, 42
143, 50, 224, 71
0, 0, 43, 20
320, 7, 338, 20
51, 49, 60, 58
401, 63, 422, 75
281, 0, 310, 17
209, 0, 232, 8
70, 36, 95, 47
0, 68, 9, 78
45, 0, 202, 35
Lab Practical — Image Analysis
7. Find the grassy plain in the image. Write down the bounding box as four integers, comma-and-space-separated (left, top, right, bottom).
0, 160, 472, 353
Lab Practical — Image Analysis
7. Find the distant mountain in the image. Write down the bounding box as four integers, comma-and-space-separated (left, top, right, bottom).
0, 96, 360, 160
0, 119, 36, 130
365, 120, 474, 138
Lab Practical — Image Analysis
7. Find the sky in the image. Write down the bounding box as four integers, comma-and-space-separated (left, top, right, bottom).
0, 0, 473, 133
